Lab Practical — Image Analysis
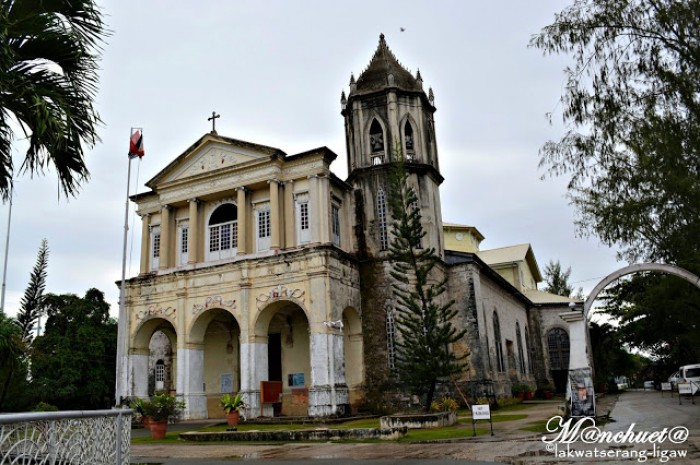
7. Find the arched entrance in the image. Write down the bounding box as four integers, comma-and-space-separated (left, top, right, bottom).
254, 300, 311, 417
189, 308, 242, 419
131, 317, 177, 400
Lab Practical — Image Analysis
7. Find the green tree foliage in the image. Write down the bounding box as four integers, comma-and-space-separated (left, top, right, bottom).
31, 289, 117, 410
542, 260, 574, 297
0, 0, 108, 199
589, 321, 646, 389
531, 0, 700, 266
387, 160, 467, 410
16, 239, 49, 342
0, 309, 30, 411
600, 273, 700, 366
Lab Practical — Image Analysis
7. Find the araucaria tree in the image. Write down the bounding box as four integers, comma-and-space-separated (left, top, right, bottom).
531, 0, 700, 265
0, 0, 107, 199
16, 239, 49, 342
387, 160, 467, 410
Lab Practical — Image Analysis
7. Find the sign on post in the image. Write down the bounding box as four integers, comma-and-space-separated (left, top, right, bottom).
471, 404, 494, 436
660, 382, 672, 397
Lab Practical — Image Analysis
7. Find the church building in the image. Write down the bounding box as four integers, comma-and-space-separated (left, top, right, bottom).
120, 35, 581, 419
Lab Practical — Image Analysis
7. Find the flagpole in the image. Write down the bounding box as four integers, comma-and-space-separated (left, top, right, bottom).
116, 154, 134, 405
116, 128, 143, 405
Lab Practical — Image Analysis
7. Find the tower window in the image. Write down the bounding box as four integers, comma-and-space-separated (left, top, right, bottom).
404, 121, 415, 160
331, 204, 341, 246
369, 119, 385, 164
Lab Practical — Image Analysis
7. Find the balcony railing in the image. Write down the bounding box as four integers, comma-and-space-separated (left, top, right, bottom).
0, 409, 132, 465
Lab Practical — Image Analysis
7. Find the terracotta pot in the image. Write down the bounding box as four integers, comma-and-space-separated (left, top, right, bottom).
515, 392, 524, 401
543, 391, 553, 400
150, 419, 168, 439
226, 410, 240, 426
524, 391, 534, 401
142, 416, 153, 429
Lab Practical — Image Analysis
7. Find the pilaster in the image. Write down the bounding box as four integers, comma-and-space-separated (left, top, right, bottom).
283, 181, 295, 248
139, 214, 150, 274
159, 205, 171, 269
236, 187, 248, 255
269, 179, 280, 250
187, 199, 199, 264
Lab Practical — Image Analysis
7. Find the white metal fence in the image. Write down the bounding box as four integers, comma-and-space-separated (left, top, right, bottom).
0, 409, 132, 465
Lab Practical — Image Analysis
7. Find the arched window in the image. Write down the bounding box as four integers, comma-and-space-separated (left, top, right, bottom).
493, 312, 505, 372
516, 322, 526, 374
369, 119, 385, 164
547, 328, 570, 370
207, 203, 238, 261
404, 120, 415, 160
155, 359, 165, 390
525, 326, 533, 374
377, 189, 388, 251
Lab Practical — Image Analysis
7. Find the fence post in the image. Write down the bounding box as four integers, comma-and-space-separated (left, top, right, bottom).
116, 410, 123, 465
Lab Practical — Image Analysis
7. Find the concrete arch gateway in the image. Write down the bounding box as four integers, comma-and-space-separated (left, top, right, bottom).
583, 263, 700, 318
566, 262, 700, 417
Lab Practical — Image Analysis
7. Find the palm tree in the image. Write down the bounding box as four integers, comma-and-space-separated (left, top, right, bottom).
0, 0, 107, 199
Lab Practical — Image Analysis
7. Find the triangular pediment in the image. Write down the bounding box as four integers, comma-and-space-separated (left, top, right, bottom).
147, 133, 284, 188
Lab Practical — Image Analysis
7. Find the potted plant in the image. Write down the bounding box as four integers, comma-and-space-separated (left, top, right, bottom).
524, 385, 534, 401
220, 392, 246, 426
142, 392, 185, 439
542, 383, 554, 400
511, 383, 524, 401
129, 397, 150, 428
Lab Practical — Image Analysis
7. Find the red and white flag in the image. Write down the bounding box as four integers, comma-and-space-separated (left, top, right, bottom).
129, 129, 144, 157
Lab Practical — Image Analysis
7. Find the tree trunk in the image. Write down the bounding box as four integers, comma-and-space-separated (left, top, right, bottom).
424, 378, 437, 413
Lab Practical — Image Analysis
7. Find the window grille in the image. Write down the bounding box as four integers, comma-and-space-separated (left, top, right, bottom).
377, 189, 388, 251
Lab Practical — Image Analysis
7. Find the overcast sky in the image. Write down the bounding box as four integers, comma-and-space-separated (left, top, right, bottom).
1, 0, 623, 319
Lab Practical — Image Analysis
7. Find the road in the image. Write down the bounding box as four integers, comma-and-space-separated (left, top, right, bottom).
131, 391, 700, 464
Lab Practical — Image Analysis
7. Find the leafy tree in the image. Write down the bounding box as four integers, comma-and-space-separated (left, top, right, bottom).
0, 0, 108, 199
599, 273, 700, 366
531, 0, 700, 266
542, 260, 573, 297
0, 310, 30, 411
16, 239, 49, 342
31, 289, 117, 410
387, 159, 467, 411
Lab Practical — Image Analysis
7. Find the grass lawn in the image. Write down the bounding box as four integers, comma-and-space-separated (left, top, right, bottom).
133, 404, 538, 444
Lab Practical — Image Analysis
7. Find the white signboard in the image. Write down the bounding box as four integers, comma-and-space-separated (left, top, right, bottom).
678, 383, 692, 395
472, 404, 491, 420
661, 382, 672, 391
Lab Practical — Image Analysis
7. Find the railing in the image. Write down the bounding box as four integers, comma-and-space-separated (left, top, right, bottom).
0, 409, 132, 465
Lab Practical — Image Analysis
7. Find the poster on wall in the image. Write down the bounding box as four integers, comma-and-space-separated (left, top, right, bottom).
220, 373, 233, 393
569, 367, 595, 417
288, 372, 305, 387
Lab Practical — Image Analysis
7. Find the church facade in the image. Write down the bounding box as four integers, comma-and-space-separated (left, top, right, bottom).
121, 35, 580, 419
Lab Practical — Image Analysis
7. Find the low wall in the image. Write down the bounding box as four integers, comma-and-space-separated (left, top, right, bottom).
380, 411, 457, 429
180, 427, 407, 442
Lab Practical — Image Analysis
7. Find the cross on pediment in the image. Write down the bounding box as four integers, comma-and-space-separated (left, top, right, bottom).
208, 111, 220, 134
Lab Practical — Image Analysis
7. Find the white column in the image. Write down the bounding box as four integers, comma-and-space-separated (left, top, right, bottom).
308, 331, 349, 417
130, 352, 149, 399
240, 341, 270, 418
177, 346, 207, 419
560, 309, 595, 417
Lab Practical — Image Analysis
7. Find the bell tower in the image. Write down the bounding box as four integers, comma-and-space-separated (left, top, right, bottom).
341, 34, 444, 257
